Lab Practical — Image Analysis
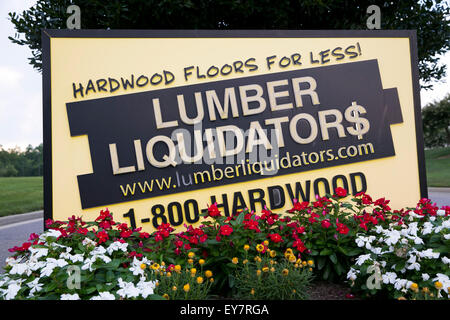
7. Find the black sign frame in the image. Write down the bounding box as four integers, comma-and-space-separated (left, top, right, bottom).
42, 29, 427, 227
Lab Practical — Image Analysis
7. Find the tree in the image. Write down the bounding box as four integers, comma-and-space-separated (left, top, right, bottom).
422, 94, 450, 148
8, 0, 450, 89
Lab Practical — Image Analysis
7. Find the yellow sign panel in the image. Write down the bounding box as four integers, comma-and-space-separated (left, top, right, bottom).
42, 30, 426, 233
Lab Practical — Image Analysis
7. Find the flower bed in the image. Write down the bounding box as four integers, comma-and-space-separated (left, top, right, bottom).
0, 188, 448, 300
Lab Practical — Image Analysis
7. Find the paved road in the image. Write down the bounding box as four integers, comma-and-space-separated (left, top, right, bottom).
0, 190, 448, 273
0, 218, 43, 272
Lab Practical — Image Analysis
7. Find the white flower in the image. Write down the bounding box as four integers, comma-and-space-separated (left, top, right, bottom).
422, 222, 434, 235
347, 268, 359, 281
418, 248, 440, 259
136, 280, 157, 298
432, 273, 450, 294
444, 234, 450, 240
9, 263, 32, 277
441, 256, 450, 265
413, 237, 424, 245
27, 278, 43, 296
90, 292, 116, 300
60, 293, 80, 300
422, 273, 430, 281
393, 278, 408, 291
355, 254, 372, 266
3, 282, 21, 300
355, 236, 366, 248
375, 225, 384, 234
407, 222, 418, 236
117, 278, 140, 299
40, 229, 62, 241
382, 272, 397, 284
384, 230, 401, 246
106, 241, 128, 255
40, 258, 68, 277
29, 247, 49, 260
370, 247, 382, 255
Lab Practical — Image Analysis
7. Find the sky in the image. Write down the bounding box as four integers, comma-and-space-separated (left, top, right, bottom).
0, 1, 449, 151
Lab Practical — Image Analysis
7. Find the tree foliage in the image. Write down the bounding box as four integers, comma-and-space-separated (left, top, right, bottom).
422, 94, 450, 148
0, 144, 43, 177
8, 0, 450, 88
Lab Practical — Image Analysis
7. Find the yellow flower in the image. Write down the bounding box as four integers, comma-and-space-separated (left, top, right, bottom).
243, 259, 248, 265
187, 259, 194, 265
197, 276, 204, 284
256, 244, 264, 252
256, 269, 262, 276
232, 257, 239, 264
190, 268, 197, 275
161, 261, 165, 266
199, 259, 205, 265
410, 283, 418, 291
166, 272, 172, 277
285, 248, 293, 256
188, 251, 195, 258
435, 281, 443, 290
292, 289, 296, 294
397, 296, 406, 300
302, 261, 307, 266
422, 287, 429, 294
282, 269, 289, 276
140, 263, 147, 270
151, 263, 160, 270
244, 244, 250, 251
162, 293, 169, 300
307, 260, 314, 266
262, 266, 269, 273
309, 267, 313, 272
254, 256, 262, 263
270, 260, 275, 265
205, 270, 213, 278
174, 265, 182, 273
172, 286, 177, 291
183, 284, 190, 292
270, 250, 276, 258
209, 278, 214, 283
270, 267, 275, 272
263, 240, 269, 246
294, 263, 299, 268
250, 288, 255, 295
288, 255, 296, 263
296, 258, 302, 264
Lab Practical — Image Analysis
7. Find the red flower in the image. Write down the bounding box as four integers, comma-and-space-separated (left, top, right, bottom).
120, 229, 133, 238
289, 199, 309, 213
139, 232, 150, 239
334, 187, 347, 198
321, 219, 332, 229
268, 233, 283, 243
243, 219, 261, 233
219, 225, 233, 236
96, 230, 109, 244
336, 222, 349, 235
207, 203, 221, 217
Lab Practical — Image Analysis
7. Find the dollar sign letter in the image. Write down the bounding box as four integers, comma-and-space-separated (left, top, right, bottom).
345, 101, 370, 140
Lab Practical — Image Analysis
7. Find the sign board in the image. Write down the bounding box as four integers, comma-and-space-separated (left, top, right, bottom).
42, 30, 427, 232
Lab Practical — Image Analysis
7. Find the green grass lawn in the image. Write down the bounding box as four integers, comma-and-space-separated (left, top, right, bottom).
0, 177, 43, 217
425, 147, 450, 187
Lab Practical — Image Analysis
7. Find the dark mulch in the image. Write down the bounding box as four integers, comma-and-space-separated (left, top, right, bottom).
307, 281, 358, 300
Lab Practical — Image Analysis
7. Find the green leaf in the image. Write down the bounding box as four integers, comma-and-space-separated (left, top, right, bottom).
319, 248, 332, 256
329, 253, 337, 264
